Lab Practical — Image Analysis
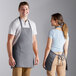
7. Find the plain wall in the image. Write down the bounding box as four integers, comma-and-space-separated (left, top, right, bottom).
0, 0, 76, 76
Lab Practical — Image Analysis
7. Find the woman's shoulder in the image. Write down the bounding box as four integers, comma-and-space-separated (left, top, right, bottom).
49, 29, 56, 36
49, 29, 56, 33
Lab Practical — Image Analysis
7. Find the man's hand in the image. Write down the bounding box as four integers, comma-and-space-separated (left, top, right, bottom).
9, 56, 16, 67
34, 56, 39, 65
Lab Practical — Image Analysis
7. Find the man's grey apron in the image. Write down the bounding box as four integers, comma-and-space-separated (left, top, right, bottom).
12, 17, 34, 68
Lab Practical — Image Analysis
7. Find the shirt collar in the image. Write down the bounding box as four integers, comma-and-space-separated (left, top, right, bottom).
21, 18, 28, 23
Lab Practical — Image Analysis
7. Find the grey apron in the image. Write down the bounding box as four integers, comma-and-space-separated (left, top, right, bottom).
12, 17, 34, 68
45, 50, 68, 71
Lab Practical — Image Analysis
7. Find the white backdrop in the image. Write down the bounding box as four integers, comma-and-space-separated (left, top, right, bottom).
0, 0, 76, 76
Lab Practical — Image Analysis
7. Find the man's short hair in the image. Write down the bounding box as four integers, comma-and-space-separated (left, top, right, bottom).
18, 1, 29, 9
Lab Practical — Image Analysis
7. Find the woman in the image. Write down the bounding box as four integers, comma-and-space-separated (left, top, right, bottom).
43, 13, 69, 76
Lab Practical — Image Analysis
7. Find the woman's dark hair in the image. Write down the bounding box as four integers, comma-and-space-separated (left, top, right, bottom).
51, 13, 68, 39
18, 1, 29, 10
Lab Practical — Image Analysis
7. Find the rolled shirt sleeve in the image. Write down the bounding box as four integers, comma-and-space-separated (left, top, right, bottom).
48, 30, 54, 39
8, 21, 18, 35
31, 22, 37, 35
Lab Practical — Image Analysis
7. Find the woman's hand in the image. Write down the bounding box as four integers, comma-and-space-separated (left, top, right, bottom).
34, 56, 39, 65
9, 56, 16, 67
43, 59, 46, 68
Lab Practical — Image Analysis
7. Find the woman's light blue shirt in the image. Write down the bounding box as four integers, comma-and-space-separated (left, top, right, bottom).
49, 29, 69, 52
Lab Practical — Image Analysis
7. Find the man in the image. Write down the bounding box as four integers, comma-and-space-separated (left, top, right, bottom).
7, 1, 39, 76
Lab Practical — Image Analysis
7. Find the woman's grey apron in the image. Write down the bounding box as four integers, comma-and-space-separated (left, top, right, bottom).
12, 17, 34, 68
44, 50, 68, 71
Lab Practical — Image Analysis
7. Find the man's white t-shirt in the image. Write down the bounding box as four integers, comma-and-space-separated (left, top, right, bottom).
8, 17, 37, 46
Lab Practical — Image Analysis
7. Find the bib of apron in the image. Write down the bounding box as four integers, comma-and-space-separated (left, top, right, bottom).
12, 17, 34, 68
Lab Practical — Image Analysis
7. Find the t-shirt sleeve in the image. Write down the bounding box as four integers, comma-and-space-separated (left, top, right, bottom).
32, 22, 37, 35
8, 21, 17, 35
48, 30, 53, 39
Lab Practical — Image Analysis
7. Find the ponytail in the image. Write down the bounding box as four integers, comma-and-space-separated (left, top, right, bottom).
61, 22, 68, 39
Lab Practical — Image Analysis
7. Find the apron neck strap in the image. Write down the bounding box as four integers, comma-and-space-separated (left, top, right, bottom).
19, 17, 22, 27
19, 16, 31, 28
28, 20, 31, 28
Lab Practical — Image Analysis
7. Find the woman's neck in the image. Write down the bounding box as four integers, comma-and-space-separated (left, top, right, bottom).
55, 26, 62, 31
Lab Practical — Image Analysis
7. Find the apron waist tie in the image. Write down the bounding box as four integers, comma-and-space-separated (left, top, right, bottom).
57, 54, 65, 65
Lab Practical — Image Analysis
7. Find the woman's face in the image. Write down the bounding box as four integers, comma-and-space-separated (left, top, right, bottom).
51, 18, 57, 26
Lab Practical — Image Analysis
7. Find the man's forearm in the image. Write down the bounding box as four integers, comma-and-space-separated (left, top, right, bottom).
33, 41, 39, 57
7, 41, 13, 58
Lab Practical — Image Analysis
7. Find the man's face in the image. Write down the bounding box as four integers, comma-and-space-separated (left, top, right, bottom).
18, 5, 29, 17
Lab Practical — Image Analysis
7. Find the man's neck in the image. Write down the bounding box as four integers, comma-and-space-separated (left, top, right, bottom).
20, 16, 28, 22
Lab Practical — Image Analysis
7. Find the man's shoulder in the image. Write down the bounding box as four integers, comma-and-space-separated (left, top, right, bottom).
9, 17, 20, 28
28, 19, 36, 26
11, 17, 19, 24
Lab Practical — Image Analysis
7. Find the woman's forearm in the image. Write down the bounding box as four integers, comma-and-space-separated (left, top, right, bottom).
44, 47, 50, 61
64, 39, 69, 58
44, 37, 52, 61
64, 49, 68, 58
